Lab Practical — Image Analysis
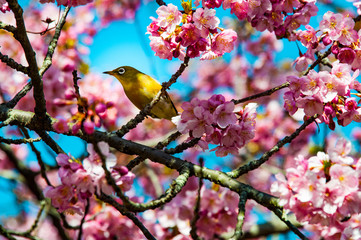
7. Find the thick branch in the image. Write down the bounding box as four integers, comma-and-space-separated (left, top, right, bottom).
6, 0, 47, 118
0, 21, 16, 33
0, 51, 28, 74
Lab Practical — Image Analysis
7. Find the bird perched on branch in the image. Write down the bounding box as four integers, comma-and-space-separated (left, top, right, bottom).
103, 66, 178, 120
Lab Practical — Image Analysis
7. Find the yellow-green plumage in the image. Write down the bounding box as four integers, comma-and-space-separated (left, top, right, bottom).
103, 66, 178, 120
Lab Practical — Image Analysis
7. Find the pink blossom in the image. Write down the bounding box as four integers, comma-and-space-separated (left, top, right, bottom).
202, 0, 223, 8
53, 119, 69, 133
83, 118, 95, 134
0, 0, 10, 12
193, 8, 220, 30
329, 164, 358, 195
179, 23, 203, 47
338, 47, 356, 65
297, 25, 318, 48
213, 102, 237, 128
337, 17, 358, 46
156, 3, 182, 33
149, 36, 174, 60
320, 11, 343, 40
230, 0, 249, 20
211, 29, 237, 55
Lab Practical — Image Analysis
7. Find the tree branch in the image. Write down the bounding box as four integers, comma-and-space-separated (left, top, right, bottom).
231, 191, 247, 240
6, 0, 47, 119
6, 81, 32, 109
0, 51, 28, 74
0, 21, 16, 33
190, 158, 203, 240
0, 135, 41, 144
20, 128, 52, 186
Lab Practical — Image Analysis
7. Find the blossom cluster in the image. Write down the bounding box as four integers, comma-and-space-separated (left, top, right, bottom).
155, 178, 245, 239
271, 138, 361, 239
176, 94, 257, 157
44, 142, 135, 214
147, 3, 237, 60
284, 61, 360, 129
195, 0, 318, 38
294, 12, 361, 72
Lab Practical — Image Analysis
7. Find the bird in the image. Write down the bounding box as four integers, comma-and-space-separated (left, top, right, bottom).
103, 66, 178, 120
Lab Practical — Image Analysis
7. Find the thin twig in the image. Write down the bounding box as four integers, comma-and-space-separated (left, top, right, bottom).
25, 201, 46, 235
39, 6, 71, 77
77, 198, 90, 240
6, 81, 33, 109
0, 136, 41, 144
72, 70, 85, 114
302, 47, 332, 76
232, 82, 289, 105
0, 224, 17, 240
36, 130, 65, 154
127, 131, 182, 170
20, 128, 52, 186
226, 115, 317, 178
93, 142, 132, 206
96, 193, 157, 240
190, 158, 203, 240
164, 137, 200, 154
272, 208, 309, 240
100, 168, 190, 212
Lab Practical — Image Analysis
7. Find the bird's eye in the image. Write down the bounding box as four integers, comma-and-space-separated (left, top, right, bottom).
118, 68, 125, 75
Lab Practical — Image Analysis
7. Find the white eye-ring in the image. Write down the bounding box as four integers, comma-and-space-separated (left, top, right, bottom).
118, 68, 125, 75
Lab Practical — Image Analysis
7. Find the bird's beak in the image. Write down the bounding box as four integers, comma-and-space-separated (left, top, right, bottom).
103, 71, 113, 75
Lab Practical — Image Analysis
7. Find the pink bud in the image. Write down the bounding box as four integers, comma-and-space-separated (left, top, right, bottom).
322, 36, 332, 45
83, 119, 95, 134
72, 122, 81, 134
324, 105, 334, 115
64, 88, 77, 100
114, 166, 129, 176
337, 47, 356, 65
331, 44, 339, 55
53, 98, 67, 107
95, 103, 107, 114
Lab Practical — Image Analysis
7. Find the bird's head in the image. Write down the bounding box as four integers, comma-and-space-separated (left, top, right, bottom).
103, 66, 141, 82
